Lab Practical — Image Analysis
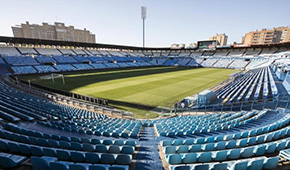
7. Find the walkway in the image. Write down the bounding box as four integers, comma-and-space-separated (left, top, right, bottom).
135, 127, 163, 170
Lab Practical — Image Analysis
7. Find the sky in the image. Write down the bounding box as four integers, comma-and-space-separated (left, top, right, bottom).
0, 0, 290, 47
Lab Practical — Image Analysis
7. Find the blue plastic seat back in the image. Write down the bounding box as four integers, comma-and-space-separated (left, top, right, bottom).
198, 152, 212, 163
182, 153, 197, 164
263, 157, 279, 169
248, 159, 264, 170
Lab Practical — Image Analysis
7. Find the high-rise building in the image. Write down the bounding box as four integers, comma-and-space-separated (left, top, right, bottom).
243, 26, 290, 45
12, 22, 96, 43
209, 33, 228, 46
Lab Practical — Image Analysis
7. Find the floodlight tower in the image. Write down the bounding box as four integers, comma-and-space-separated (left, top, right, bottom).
141, 6, 146, 47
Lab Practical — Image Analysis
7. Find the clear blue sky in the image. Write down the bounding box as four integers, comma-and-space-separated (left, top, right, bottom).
0, 0, 289, 47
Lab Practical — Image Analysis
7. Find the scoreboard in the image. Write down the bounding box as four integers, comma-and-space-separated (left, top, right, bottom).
197, 40, 217, 50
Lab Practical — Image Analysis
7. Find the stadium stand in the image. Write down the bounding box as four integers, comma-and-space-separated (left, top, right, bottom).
1, 37, 290, 170
58, 49, 76, 56
0, 47, 21, 56
17, 47, 39, 55
35, 48, 62, 56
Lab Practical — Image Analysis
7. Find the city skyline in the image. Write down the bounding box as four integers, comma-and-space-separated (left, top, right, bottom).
0, 0, 290, 47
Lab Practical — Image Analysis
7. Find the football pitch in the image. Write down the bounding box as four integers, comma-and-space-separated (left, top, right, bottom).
20, 67, 237, 119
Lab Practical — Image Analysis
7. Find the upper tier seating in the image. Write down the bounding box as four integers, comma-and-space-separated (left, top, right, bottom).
54, 64, 77, 71
0, 47, 21, 56
53, 56, 78, 63
17, 47, 39, 55
4, 56, 38, 65
35, 48, 62, 56
35, 56, 56, 63
11, 66, 37, 74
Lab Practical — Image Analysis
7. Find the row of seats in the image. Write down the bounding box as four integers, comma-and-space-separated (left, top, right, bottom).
169, 156, 279, 170
0, 138, 132, 165
31, 156, 128, 170
165, 138, 289, 164
162, 113, 290, 148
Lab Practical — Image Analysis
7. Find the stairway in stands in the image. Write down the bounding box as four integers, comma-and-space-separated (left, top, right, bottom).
135, 127, 163, 170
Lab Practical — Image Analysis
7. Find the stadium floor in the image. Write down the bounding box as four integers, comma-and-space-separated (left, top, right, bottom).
19, 67, 237, 119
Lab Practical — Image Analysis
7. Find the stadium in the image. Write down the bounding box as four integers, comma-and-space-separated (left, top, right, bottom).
1, 1, 290, 170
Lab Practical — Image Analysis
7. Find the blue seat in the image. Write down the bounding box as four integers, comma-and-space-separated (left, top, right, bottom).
276, 141, 287, 151
85, 152, 100, 163
121, 146, 134, 154
215, 142, 226, 150
165, 146, 176, 154
38, 138, 49, 147
43, 148, 57, 157
31, 156, 57, 170
266, 143, 276, 153
213, 150, 227, 161
48, 139, 60, 148
109, 145, 121, 154
254, 145, 266, 156
125, 141, 136, 146
197, 152, 212, 163
0, 152, 27, 169
167, 154, 182, 165
69, 163, 90, 170
89, 164, 108, 170
226, 140, 236, 149
177, 145, 188, 153
114, 140, 125, 146
50, 161, 72, 170
8, 142, 20, 153
116, 154, 131, 165
247, 137, 256, 146
237, 139, 247, 147
173, 165, 191, 170
182, 153, 197, 164
248, 158, 264, 170
211, 163, 227, 170
83, 144, 95, 152
57, 150, 71, 161
189, 145, 202, 152
203, 143, 214, 151
230, 161, 248, 170
81, 138, 91, 144
103, 139, 113, 145
194, 164, 209, 170
196, 138, 205, 144
96, 145, 108, 153
109, 166, 127, 170
228, 149, 240, 159
101, 153, 116, 164
184, 139, 194, 145
71, 137, 81, 143
265, 133, 273, 142
71, 151, 85, 162
263, 157, 279, 169
0, 140, 9, 151
256, 135, 265, 144
59, 141, 70, 149
19, 143, 31, 155
30, 146, 43, 156
71, 142, 83, 151
91, 138, 101, 145
240, 147, 254, 158
173, 139, 183, 146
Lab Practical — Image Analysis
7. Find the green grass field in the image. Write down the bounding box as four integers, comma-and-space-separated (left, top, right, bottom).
20, 67, 237, 119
